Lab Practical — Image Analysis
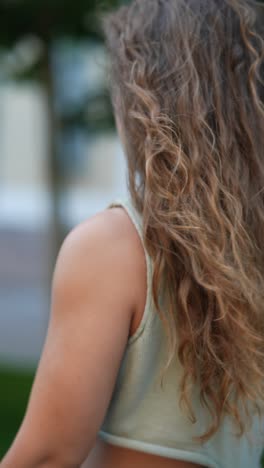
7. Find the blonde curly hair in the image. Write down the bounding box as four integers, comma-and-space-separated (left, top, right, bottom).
103, 0, 264, 441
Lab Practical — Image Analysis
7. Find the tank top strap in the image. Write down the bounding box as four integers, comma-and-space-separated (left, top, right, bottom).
105, 197, 154, 345
106, 197, 144, 242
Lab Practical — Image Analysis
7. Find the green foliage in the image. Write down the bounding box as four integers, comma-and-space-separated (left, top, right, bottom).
0, 0, 119, 127
0, 0, 120, 47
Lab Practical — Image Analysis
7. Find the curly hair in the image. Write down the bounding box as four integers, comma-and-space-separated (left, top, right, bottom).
103, 0, 264, 442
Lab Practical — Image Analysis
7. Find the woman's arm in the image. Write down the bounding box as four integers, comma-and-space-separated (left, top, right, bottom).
0, 208, 137, 468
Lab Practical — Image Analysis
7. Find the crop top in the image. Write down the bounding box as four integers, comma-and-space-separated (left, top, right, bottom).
98, 196, 264, 468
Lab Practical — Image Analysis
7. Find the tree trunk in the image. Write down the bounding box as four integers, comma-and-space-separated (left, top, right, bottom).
41, 45, 65, 283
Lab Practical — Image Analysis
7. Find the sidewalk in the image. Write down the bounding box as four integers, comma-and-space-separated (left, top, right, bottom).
0, 228, 51, 369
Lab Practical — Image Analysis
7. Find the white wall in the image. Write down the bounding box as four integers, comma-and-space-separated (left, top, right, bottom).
0, 82, 49, 189
0, 82, 128, 229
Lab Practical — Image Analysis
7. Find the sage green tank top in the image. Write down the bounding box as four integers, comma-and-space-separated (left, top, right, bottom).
98, 197, 264, 468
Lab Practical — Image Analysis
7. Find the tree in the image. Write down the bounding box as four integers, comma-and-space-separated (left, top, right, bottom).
0, 0, 119, 272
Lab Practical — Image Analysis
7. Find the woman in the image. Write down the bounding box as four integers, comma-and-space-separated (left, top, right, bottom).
1, 0, 264, 467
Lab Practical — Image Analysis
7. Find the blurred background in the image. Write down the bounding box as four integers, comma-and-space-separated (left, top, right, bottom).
0, 0, 129, 456
0, 0, 263, 465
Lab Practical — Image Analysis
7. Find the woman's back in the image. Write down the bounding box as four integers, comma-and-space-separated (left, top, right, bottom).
88, 197, 263, 468
103, 0, 264, 455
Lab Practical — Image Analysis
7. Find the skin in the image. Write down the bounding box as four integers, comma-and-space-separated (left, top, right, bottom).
0, 206, 203, 468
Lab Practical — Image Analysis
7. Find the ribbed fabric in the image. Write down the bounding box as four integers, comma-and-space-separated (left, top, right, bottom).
98, 197, 264, 468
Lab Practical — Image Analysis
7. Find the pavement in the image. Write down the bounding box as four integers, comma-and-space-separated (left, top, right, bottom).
0, 228, 52, 369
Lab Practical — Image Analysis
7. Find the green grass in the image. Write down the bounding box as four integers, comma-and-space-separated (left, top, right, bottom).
0, 364, 35, 458
0, 365, 263, 465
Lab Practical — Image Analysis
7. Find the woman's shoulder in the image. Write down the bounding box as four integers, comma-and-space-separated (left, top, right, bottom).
51, 204, 147, 332
54, 204, 145, 281
3, 205, 148, 468
59, 204, 137, 258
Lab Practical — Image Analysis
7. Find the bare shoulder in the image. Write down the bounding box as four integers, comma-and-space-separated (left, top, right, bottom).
51, 205, 147, 327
